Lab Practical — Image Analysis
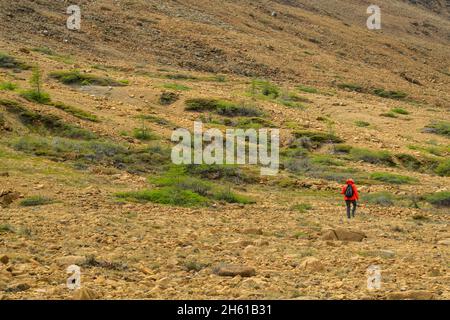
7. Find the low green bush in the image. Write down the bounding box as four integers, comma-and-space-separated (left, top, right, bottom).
20, 90, 51, 104
0, 81, 17, 91
159, 92, 179, 105
51, 102, 99, 122
350, 148, 395, 166
355, 120, 370, 127
425, 191, 450, 207
185, 98, 263, 117
370, 172, 417, 184
49, 70, 126, 86
364, 192, 396, 206
0, 52, 30, 70
423, 121, 450, 137
163, 83, 191, 91
20, 196, 54, 207
372, 89, 407, 100
435, 159, 450, 177
391, 107, 409, 115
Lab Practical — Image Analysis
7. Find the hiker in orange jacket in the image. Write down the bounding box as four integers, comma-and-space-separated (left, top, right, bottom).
341, 179, 359, 219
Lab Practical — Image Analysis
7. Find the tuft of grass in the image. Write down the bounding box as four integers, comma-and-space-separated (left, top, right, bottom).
165, 73, 197, 80
0, 81, 18, 91
396, 153, 422, 170
185, 164, 256, 184
250, 79, 280, 99
350, 148, 395, 166
116, 188, 209, 207
391, 107, 409, 115
369, 172, 417, 184
0, 52, 30, 70
20, 90, 51, 104
425, 191, 450, 207
133, 126, 159, 141
355, 120, 370, 127
372, 88, 407, 100
185, 98, 263, 117
159, 91, 179, 105
49, 70, 126, 86
364, 192, 396, 206
50, 102, 99, 122
423, 121, 450, 137
0, 224, 15, 234
311, 154, 344, 166
337, 83, 364, 92
20, 196, 54, 207
296, 85, 319, 94
333, 144, 353, 154
435, 159, 450, 177
292, 130, 343, 149
163, 83, 191, 91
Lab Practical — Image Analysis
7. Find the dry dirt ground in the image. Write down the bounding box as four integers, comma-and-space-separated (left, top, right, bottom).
0, 0, 449, 299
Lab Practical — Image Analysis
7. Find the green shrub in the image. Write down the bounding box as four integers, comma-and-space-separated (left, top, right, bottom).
423, 121, 450, 137
136, 114, 171, 126
133, 127, 158, 141
0, 81, 17, 91
372, 89, 407, 100
213, 189, 254, 204
355, 120, 370, 127
20, 196, 54, 207
185, 99, 263, 117
50, 102, 99, 122
396, 153, 422, 170
20, 90, 51, 104
334, 144, 353, 154
364, 192, 395, 206
435, 159, 450, 177
311, 154, 344, 166
0, 224, 15, 234
0, 52, 30, 70
165, 73, 197, 80
159, 91, 179, 105
49, 70, 126, 86
185, 164, 255, 183
292, 130, 343, 148
250, 79, 280, 98
391, 107, 409, 115
370, 172, 417, 184
350, 148, 395, 166
277, 92, 308, 109
425, 191, 450, 207
163, 83, 191, 91
0, 99, 26, 113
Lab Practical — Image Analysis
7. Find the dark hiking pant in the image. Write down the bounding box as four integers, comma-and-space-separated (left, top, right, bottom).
345, 200, 357, 219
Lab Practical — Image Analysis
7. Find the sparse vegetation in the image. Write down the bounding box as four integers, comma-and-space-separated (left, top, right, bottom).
20, 196, 54, 207
159, 91, 179, 105
49, 70, 127, 86
292, 130, 343, 149
355, 120, 370, 127
185, 99, 263, 117
423, 121, 450, 137
364, 192, 395, 206
435, 159, 450, 177
0, 52, 29, 70
373, 88, 407, 100
291, 203, 313, 213
337, 83, 364, 92
133, 125, 158, 141
296, 85, 319, 94
391, 107, 409, 115
370, 172, 417, 184
425, 191, 450, 207
350, 148, 395, 166
20, 65, 51, 104
163, 83, 191, 91
380, 112, 398, 118
51, 102, 99, 122
0, 81, 17, 91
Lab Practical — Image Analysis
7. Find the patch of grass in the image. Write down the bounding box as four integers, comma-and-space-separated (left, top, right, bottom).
435, 159, 450, 177
369, 172, 417, 184
391, 107, 409, 115
210, 116, 275, 129
117, 188, 209, 207
0, 99, 25, 113
333, 144, 353, 154
50, 102, 99, 122
311, 154, 344, 166
350, 148, 395, 166
291, 203, 313, 213
163, 83, 191, 91
292, 130, 343, 149
364, 192, 396, 206
0, 81, 18, 91
136, 114, 172, 127
133, 126, 159, 141
20, 90, 51, 104
19, 196, 54, 207
425, 191, 450, 207
380, 112, 398, 118
250, 79, 280, 99
296, 85, 318, 94
423, 121, 450, 137
0, 52, 30, 70
159, 91, 179, 105
185, 98, 263, 117
185, 164, 256, 184
337, 83, 364, 92
395, 153, 422, 170
355, 120, 370, 127
277, 92, 309, 109
213, 189, 254, 204
165, 73, 197, 80
49, 70, 126, 86
373, 88, 407, 100
182, 261, 210, 272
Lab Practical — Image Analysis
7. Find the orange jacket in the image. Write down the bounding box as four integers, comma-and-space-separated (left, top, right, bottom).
341, 179, 359, 201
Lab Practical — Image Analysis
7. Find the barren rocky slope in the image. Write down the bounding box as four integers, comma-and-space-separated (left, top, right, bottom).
0, 0, 448, 300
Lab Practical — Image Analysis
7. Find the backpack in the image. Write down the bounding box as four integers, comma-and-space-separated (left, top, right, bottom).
345, 184, 354, 198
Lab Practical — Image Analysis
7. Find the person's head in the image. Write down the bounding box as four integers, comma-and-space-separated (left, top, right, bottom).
346, 178, 354, 185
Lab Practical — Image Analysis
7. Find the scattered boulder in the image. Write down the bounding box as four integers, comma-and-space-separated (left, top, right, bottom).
213, 264, 256, 277
300, 257, 324, 272
321, 228, 366, 242
56, 255, 87, 266
0, 189, 21, 208
387, 290, 434, 300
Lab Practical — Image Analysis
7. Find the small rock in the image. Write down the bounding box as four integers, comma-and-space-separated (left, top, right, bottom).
213, 264, 256, 277
321, 228, 366, 242
300, 257, 324, 272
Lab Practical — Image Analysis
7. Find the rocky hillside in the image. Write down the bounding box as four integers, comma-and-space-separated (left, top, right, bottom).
0, 0, 448, 300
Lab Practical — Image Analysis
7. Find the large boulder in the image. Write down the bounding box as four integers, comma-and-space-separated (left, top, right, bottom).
321, 228, 366, 242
